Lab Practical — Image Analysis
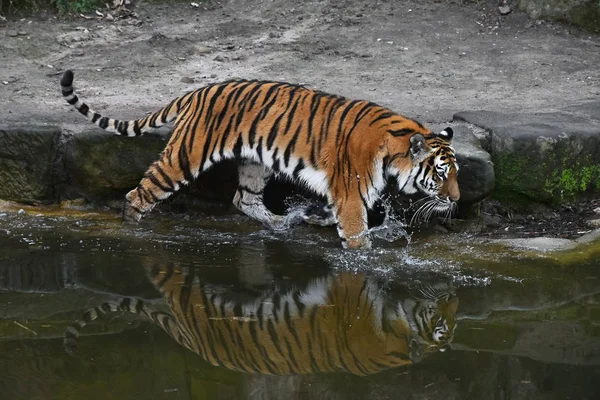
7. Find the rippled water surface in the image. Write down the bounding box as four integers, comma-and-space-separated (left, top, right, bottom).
0, 207, 599, 399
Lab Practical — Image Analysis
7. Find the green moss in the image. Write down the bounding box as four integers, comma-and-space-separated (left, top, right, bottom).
55, 0, 104, 14
492, 146, 600, 208
543, 163, 600, 203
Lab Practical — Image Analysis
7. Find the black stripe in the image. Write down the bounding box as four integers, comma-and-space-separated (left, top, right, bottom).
256, 136, 264, 163
271, 147, 280, 172
292, 290, 305, 318
79, 103, 89, 116
99, 117, 109, 129
284, 302, 302, 347
266, 112, 285, 150
335, 100, 360, 147
62, 88, 73, 96
133, 120, 142, 136
293, 158, 305, 179
283, 337, 301, 373
369, 111, 393, 126
281, 92, 302, 137
217, 113, 236, 157
283, 123, 302, 167
232, 136, 244, 159
272, 293, 281, 323
388, 128, 416, 136
178, 143, 195, 183
67, 96, 78, 105
267, 319, 285, 356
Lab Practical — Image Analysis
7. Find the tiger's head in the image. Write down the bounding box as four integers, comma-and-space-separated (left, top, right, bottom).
404, 284, 458, 362
385, 125, 460, 223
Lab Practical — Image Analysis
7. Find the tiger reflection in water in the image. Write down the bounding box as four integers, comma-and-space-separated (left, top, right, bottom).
65, 263, 458, 376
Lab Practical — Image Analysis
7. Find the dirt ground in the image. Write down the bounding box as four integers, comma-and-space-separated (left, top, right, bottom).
1, 0, 599, 127
1, 0, 600, 238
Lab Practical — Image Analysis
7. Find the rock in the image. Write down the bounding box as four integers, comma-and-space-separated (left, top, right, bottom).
499, 5, 512, 15
62, 130, 168, 201
594, 207, 600, 214
7, 30, 18, 37
493, 237, 577, 252
517, 0, 600, 33
213, 55, 226, 62
0, 125, 61, 204
180, 76, 195, 84
454, 106, 600, 208
586, 218, 600, 228
431, 124, 495, 206
17, 31, 28, 36
195, 45, 212, 54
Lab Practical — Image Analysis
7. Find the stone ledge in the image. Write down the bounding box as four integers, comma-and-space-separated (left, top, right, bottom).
454, 103, 600, 208
0, 125, 61, 204
0, 123, 494, 212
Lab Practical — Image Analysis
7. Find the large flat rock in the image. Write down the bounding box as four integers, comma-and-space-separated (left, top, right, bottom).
63, 130, 169, 200
518, 0, 600, 33
0, 125, 61, 204
455, 106, 600, 207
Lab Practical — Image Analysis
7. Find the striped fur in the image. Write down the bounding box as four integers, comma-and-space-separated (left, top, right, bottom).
61, 70, 460, 248
64, 264, 458, 375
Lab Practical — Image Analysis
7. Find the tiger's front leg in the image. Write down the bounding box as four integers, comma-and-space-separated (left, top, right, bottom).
123, 155, 184, 222
332, 195, 371, 249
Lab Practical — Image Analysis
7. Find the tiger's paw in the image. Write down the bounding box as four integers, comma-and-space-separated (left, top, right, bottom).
302, 204, 337, 227
122, 202, 143, 223
122, 192, 144, 223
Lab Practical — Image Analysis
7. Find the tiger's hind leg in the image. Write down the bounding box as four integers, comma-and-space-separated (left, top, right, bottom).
302, 203, 337, 227
233, 162, 290, 230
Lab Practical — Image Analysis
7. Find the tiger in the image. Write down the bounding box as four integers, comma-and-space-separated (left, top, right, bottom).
64, 264, 458, 376
60, 70, 460, 249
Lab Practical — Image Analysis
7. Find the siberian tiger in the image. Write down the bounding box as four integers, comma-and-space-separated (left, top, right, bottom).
64, 264, 458, 376
60, 70, 460, 248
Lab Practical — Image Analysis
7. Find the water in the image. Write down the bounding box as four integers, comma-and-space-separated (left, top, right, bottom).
0, 207, 599, 399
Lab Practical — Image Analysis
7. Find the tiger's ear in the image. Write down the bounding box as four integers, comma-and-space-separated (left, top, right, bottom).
438, 127, 453, 142
410, 133, 428, 160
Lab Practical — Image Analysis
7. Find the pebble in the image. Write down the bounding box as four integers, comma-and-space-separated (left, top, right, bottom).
196, 46, 212, 54
180, 77, 195, 84
18, 31, 28, 36
441, 71, 453, 77
8, 30, 18, 37
210, 73, 217, 78
586, 218, 600, 228
594, 207, 600, 214
499, 6, 512, 16
213, 55, 226, 62
17, 209, 25, 215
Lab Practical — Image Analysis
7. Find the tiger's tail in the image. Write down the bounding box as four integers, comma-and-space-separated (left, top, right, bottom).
63, 297, 176, 355
60, 69, 191, 137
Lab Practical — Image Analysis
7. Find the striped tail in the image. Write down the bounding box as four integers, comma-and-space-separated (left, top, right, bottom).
63, 297, 176, 355
60, 69, 190, 137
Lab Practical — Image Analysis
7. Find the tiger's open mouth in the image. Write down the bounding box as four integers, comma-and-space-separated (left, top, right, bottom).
409, 196, 457, 227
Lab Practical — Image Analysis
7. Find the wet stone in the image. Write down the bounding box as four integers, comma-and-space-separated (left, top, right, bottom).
7, 30, 18, 37
62, 130, 168, 200
0, 125, 61, 203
